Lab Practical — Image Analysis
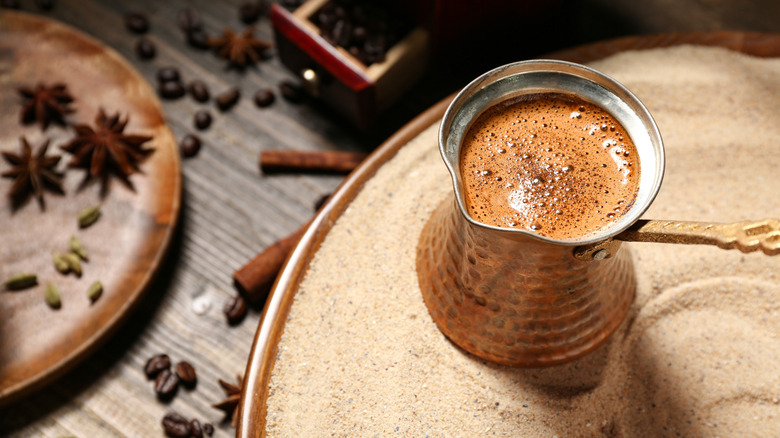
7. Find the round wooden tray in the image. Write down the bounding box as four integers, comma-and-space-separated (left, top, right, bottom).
237, 32, 780, 436
0, 12, 181, 405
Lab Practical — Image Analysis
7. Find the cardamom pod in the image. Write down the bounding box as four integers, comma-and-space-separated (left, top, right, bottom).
52, 251, 70, 274
63, 253, 82, 277
78, 205, 101, 228
87, 281, 103, 302
45, 283, 61, 309
5, 272, 37, 290
69, 235, 89, 261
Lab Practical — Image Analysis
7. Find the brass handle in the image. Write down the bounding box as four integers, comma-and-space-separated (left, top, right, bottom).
574, 218, 780, 261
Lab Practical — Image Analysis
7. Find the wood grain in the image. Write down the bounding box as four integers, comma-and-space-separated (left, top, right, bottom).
238, 31, 780, 436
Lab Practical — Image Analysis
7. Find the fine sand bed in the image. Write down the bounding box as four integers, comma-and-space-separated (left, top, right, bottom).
266, 46, 780, 437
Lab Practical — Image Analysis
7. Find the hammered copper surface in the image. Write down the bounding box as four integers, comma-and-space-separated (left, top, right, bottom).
417, 196, 635, 367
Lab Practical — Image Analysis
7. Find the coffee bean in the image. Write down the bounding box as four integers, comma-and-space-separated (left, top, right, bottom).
224, 295, 247, 325
279, 81, 304, 103
239, 2, 264, 24
156, 67, 181, 84
162, 412, 191, 438
35, 0, 54, 10
180, 134, 202, 158
154, 368, 180, 401
174, 361, 198, 388
190, 419, 204, 438
253, 88, 275, 107
194, 111, 212, 130
215, 88, 240, 111
144, 353, 171, 379
135, 37, 156, 60
187, 28, 210, 49
159, 81, 186, 99
203, 423, 214, 436
124, 12, 149, 34
189, 80, 210, 102
177, 8, 202, 33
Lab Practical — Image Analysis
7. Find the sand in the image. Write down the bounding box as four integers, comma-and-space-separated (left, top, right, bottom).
265, 46, 780, 437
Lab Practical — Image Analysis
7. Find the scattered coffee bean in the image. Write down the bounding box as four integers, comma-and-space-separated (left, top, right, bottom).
124, 12, 149, 34
215, 88, 240, 111
154, 368, 180, 401
174, 361, 198, 388
35, 0, 54, 10
0, 0, 20, 9
159, 81, 186, 99
190, 419, 203, 438
203, 423, 214, 436
189, 80, 210, 102
156, 67, 181, 84
162, 412, 191, 438
224, 295, 248, 325
194, 110, 212, 130
187, 28, 210, 49
180, 134, 202, 158
177, 8, 202, 33
279, 81, 304, 103
135, 37, 156, 60
253, 88, 275, 107
144, 353, 171, 379
239, 2, 264, 24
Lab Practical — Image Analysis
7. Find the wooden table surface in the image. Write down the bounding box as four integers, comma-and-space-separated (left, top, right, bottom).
1, 0, 778, 437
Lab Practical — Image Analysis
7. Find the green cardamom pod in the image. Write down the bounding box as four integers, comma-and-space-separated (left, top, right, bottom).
78, 205, 101, 228
52, 251, 70, 274
87, 281, 103, 302
45, 283, 61, 309
63, 253, 82, 277
5, 272, 37, 290
69, 235, 89, 261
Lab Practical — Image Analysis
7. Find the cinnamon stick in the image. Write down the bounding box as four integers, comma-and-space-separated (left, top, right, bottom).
259, 149, 368, 173
233, 221, 310, 304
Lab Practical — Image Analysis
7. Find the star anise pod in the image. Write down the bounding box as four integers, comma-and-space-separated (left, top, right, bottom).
18, 83, 75, 130
61, 108, 154, 187
212, 374, 243, 428
1, 136, 64, 207
209, 27, 272, 68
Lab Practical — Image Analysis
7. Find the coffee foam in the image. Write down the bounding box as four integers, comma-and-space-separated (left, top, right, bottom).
459, 93, 640, 240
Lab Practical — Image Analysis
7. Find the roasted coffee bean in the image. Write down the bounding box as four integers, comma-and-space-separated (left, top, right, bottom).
156, 67, 181, 83
203, 423, 214, 436
194, 110, 212, 130
174, 361, 198, 387
215, 88, 240, 111
239, 2, 264, 24
190, 419, 204, 438
253, 88, 275, 107
159, 81, 186, 99
162, 412, 191, 438
187, 28, 210, 49
224, 295, 248, 325
35, 0, 54, 10
154, 368, 180, 401
135, 37, 156, 60
189, 80, 210, 102
124, 12, 149, 34
144, 353, 171, 379
180, 134, 202, 158
177, 8, 202, 32
279, 81, 304, 103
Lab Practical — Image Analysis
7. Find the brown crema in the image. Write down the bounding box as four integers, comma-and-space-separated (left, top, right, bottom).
459, 93, 640, 240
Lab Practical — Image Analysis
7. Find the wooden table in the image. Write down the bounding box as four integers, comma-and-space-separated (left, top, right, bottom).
1, 0, 778, 436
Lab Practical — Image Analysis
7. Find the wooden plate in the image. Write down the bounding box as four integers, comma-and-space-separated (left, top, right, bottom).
0, 12, 181, 405
237, 32, 780, 436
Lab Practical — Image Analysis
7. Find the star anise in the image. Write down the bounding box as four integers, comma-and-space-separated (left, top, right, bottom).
1, 137, 64, 207
209, 27, 272, 68
61, 108, 154, 188
18, 83, 75, 130
212, 374, 243, 428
